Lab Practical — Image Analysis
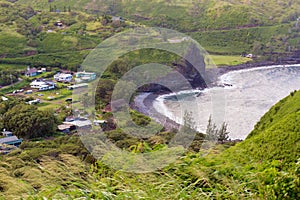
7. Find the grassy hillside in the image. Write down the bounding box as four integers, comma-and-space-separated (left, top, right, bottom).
0, 0, 298, 70
0, 0, 132, 70
0, 90, 299, 199
226, 90, 300, 164
14, 0, 300, 55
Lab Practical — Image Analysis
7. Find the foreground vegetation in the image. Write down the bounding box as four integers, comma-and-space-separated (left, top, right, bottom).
0, 90, 299, 199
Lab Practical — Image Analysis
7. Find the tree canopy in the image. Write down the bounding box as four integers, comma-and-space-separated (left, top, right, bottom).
2, 104, 57, 139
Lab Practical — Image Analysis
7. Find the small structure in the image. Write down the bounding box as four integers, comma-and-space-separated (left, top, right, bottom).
168, 37, 189, 44
54, 73, 73, 82
2, 130, 13, 137
24, 90, 33, 94
65, 116, 75, 122
27, 99, 40, 105
25, 67, 38, 77
0, 131, 22, 147
1, 96, 8, 101
57, 124, 75, 134
246, 54, 253, 58
75, 71, 96, 82
67, 83, 88, 90
94, 120, 107, 126
55, 20, 63, 27
112, 16, 125, 22
37, 68, 47, 74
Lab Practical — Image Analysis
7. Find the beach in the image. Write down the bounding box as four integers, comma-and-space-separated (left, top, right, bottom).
133, 57, 300, 139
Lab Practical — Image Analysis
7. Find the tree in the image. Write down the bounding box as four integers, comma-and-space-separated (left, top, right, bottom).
205, 115, 229, 143
3, 104, 57, 139
96, 79, 115, 107
177, 111, 200, 148
206, 115, 218, 141
217, 122, 229, 144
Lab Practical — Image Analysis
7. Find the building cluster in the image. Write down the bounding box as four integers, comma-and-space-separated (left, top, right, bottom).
57, 116, 107, 134
26, 71, 96, 92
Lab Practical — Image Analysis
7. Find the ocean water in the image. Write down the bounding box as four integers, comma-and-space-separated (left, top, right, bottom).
153, 65, 300, 139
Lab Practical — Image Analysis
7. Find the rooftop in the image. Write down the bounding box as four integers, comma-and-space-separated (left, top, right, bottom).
0, 136, 20, 144
64, 119, 92, 128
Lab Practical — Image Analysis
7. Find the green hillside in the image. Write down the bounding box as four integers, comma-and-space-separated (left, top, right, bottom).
14, 0, 300, 55
226, 90, 300, 164
0, 91, 299, 199
0, 0, 132, 70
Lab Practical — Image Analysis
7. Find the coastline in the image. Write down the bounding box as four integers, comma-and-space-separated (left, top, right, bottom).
133, 57, 300, 133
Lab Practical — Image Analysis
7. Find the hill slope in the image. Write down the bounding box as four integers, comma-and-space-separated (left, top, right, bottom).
225, 90, 300, 164
0, 90, 299, 199
14, 0, 300, 55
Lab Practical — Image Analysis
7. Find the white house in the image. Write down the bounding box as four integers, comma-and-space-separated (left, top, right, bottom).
30, 80, 55, 91
54, 73, 73, 82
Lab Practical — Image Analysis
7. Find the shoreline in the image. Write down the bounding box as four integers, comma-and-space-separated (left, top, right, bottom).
133, 58, 300, 133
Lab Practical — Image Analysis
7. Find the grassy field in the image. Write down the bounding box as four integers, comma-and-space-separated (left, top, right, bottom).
0, 64, 27, 71
210, 55, 251, 67
0, 80, 29, 94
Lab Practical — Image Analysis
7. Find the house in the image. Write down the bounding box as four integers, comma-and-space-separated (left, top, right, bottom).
25, 67, 38, 77
30, 80, 44, 88
57, 124, 75, 134
63, 118, 92, 129
75, 71, 96, 82
39, 83, 55, 91
54, 73, 73, 82
0, 131, 22, 147
30, 80, 55, 91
